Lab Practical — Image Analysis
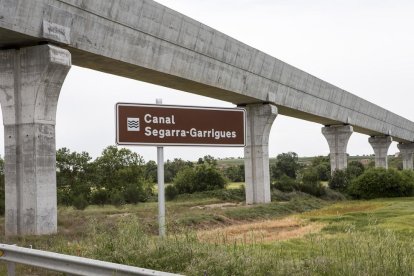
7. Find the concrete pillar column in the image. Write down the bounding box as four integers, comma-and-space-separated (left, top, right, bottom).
397, 143, 414, 170
244, 103, 277, 204
322, 125, 353, 173
369, 136, 393, 169
0, 45, 71, 236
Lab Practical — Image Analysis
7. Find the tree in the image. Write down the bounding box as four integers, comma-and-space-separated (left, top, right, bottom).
56, 148, 94, 205
144, 160, 158, 182
271, 152, 300, 180
94, 146, 153, 203
164, 158, 194, 183
94, 146, 145, 191
311, 156, 331, 181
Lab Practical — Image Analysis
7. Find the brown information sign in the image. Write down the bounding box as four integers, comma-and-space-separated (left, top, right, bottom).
116, 103, 246, 147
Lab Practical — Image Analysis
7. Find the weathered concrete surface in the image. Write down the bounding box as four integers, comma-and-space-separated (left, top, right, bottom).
0, 45, 71, 235
244, 104, 277, 204
322, 125, 353, 173
397, 143, 414, 170
1, 0, 414, 142
369, 136, 393, 169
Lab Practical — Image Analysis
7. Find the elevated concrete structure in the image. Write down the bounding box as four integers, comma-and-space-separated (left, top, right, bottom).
369, 136, 393, 169
0, 45, 71, 235
1, 0, 414, 143
244, 104, 277, 204
397, 143, 414, 170
1, 0, 414, 234
322, 125, 353, 173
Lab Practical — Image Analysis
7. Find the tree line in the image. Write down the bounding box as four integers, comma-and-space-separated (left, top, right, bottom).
0, 147, 412, 213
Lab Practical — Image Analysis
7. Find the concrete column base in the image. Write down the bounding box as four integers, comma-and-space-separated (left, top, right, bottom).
0, 45, 71, 236
244, 104, 277, 204
369, 136, 393, 169
322, 125, 353, 173
397, 143, 414, 170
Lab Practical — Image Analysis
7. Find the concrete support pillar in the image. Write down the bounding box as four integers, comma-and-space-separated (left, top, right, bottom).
244, 104, 277, 204
322, 125, 353, 173
0, 45, 71, 236
369, 136, 393, 169
397, 143, 414, 170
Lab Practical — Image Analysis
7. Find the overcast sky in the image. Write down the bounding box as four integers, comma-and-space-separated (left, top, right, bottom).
2, 0, 414, 162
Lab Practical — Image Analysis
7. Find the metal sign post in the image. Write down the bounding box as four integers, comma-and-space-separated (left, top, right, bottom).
156, 98, 166, 237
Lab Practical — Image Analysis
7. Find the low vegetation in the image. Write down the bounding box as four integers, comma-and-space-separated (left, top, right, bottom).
0, 149, 413, 275
0, 194, 413, 275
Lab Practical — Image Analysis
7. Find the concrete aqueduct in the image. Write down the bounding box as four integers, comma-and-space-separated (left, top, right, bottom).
1, 0, 414, 235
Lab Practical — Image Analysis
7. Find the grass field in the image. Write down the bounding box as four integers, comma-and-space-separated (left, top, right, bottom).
0, 193, 413, 275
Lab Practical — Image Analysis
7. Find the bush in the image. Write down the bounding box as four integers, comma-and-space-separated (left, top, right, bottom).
329, 170, 350, 192
72, 195, 89, 210
322, 188, 346, 201
174, 164, 227, 194
346, 161, 365, 179
124, 180, 153, 204
349, 168, 414, 199
57, 186, 73, 206
110, 190, 125, 207
299, 169, 326, 197
165, 185, 179, 201
224, 165, 245, 182
272, 175, 298, 192
91, 188, 110, 205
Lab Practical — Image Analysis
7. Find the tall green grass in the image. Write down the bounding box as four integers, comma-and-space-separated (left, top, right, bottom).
54, 218, 413, 275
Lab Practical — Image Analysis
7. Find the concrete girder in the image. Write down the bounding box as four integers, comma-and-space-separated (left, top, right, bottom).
369, 136, 393, 169
244, 104, 277, 204
0, 45, 71, 236
322, 125, 353, 173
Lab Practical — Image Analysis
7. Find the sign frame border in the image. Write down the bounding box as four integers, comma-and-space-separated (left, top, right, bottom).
115, 103, 246, 147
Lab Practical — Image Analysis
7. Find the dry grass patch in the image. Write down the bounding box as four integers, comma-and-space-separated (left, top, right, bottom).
302, 201, 386, 217
197, 217, 324, 244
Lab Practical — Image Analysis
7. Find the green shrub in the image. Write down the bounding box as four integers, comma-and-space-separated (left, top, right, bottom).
57, 186, 73, 206
299, 169, 326, 197
110, 190, 125, 207
349, 168, 414, 199
174, 164, 227, 194
91, 188, 110, 205
272, 174, 298, 192
346, 161, 365, 179
72, 194, 89, 210
329, 170, 349, 192
165, 185, 179, 201
123, 180, 153, 204
322, 188, 346, 201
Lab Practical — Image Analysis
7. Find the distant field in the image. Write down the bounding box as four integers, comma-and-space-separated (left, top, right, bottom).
1, 194, 413, 275
218, 155, 378, 167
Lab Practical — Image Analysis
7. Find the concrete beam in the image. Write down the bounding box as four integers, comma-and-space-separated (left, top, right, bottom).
244, 104, 277, 204
369, 136, 393, 169
397, 143, 414, 170
0, 45, 71, 236
322, 125, 353, 173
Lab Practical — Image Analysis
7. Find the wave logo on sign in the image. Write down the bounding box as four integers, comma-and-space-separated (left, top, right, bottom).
127, 118, 140, 131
